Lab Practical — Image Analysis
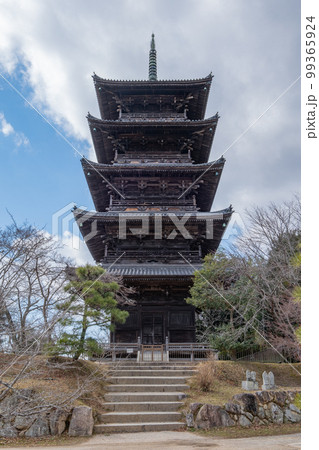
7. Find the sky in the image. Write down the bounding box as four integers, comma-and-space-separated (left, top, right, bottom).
0, 0, 301, 264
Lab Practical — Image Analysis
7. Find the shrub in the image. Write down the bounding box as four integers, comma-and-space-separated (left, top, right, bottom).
294, 392, 301, 410
192, 357, 216, 392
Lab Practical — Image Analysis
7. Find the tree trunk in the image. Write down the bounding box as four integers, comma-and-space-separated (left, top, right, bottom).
73, 306, 88, 360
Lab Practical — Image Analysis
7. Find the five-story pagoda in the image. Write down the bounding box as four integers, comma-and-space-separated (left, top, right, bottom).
74, 35, 232, 345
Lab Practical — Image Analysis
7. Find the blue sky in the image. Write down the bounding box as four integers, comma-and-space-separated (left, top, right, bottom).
0, 0, 301, 263
0, 77, 92, 226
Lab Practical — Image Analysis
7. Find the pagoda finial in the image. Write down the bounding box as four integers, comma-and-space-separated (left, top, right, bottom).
149, 33, 157, 81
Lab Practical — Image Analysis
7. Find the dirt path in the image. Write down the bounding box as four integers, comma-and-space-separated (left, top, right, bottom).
1, 431, 301, 450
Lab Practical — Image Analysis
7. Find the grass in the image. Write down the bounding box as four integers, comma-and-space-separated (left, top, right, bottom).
0, 435, 89, 447
0, 354, 111, 414
189, 422, 301, 439
294, 392, 301, 409
184, 361, 301, 411
0, 357, 301, 445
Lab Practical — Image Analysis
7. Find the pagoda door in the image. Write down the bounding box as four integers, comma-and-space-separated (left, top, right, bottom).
142, 313, 164, 344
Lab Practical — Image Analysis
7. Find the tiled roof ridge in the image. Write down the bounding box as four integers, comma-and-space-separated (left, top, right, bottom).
92, 72, 213, 84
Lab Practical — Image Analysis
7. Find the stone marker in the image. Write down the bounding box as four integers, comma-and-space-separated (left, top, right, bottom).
241, 369, 258, 390
251, 371, 256, 382
262, 371, 276, 390
268, 371, 276, 388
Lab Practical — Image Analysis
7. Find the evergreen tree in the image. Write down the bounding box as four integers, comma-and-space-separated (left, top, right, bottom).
187, 252, 260, 358
55, 265, 128, 360
188, 198, 301, 361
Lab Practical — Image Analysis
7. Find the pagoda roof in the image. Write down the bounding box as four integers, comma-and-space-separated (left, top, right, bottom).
74, 207, 232, 220
102, 264, 201, 279
81, 157, 225, 212
88, 114, 218, 164
73, 206, 232, 263
93, 73, 213, 121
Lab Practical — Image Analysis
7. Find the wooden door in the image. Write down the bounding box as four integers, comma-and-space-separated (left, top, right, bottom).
142, 313, 163, 344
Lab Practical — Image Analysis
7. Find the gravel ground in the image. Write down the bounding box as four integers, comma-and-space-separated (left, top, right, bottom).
0, 431, 301, 450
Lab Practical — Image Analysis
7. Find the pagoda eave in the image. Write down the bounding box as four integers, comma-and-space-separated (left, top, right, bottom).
73, 207, 232, 263
81, 158, 225, 213
87, 113, 218, 127
93, 73, 213, 121
74, 207, 232, 221
88, 114, 218, 165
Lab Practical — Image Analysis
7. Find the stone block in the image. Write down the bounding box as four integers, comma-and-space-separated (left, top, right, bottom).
289, 403, 301, 414
241, 380, 259, 391
253, 416, 264, 426
257, 406, 265, 419
284, 408, 301, 423
0, 424, 18, 437
273, 391, 287, 407
238, 415, 252, 427
269, 402, 284, 424
186, 412, 194, 427
245, 412, 254, 421
189, 402, 203, 415
255, 390, 273, 404
232, 393, 258, 415
25, 415, 50, 437
224, 402, 241, 415
13, 415, 36, 431
195, 405, 235, 429
68, 406, 94, 436
49, 409, 69, 436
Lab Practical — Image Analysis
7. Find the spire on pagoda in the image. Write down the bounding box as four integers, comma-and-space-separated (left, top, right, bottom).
149, 33, 157, 81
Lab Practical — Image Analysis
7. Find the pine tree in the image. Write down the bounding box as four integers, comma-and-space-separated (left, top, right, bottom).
56, 265, 128, 360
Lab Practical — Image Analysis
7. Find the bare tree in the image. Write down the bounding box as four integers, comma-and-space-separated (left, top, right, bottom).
0, 222, 71, 353
0, 220, 135, 413
189, 196, 301, 360
238, 197, 301, 360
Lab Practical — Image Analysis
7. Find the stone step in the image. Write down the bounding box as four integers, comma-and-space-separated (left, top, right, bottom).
108, 367, 196, 372
103, 401, 183, 412
100, 361, 197, 367
107, 384, 190, 393
99, 411, 182, 424
109, 369, 196, 377
104, 392, 187, 402
94, 421, 185, 433
110, 376, 189, 385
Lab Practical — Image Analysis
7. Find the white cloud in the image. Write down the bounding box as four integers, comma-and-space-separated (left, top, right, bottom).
41, 229, 94, 266
56, 231, 95, 266
0, 111, 30, 147
0, 0, 300, 215
14, 132, 30, 147
0, 112, 14, 136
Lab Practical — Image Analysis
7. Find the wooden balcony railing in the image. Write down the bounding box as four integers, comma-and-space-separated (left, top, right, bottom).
103, 250, 201, 263
91, 341, 217, 362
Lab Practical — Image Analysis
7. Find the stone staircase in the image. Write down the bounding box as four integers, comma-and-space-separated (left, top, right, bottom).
94, 361, 196, 433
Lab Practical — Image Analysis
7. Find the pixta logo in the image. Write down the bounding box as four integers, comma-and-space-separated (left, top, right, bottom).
118, 212, 226, 240
52, 203, 87, 250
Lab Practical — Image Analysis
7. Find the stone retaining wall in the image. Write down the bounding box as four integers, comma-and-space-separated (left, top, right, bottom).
0, 389, 93, 437
186, 390, 301, 429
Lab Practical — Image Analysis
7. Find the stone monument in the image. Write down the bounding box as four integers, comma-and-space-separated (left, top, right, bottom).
262, 371, 276, 390
241, 370, 258, 390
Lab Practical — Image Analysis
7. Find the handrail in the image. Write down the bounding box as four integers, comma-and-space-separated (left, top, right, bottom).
97, 341, 217, 362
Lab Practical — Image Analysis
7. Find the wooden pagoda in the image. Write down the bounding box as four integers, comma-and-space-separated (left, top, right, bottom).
74, 35, 232, 346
